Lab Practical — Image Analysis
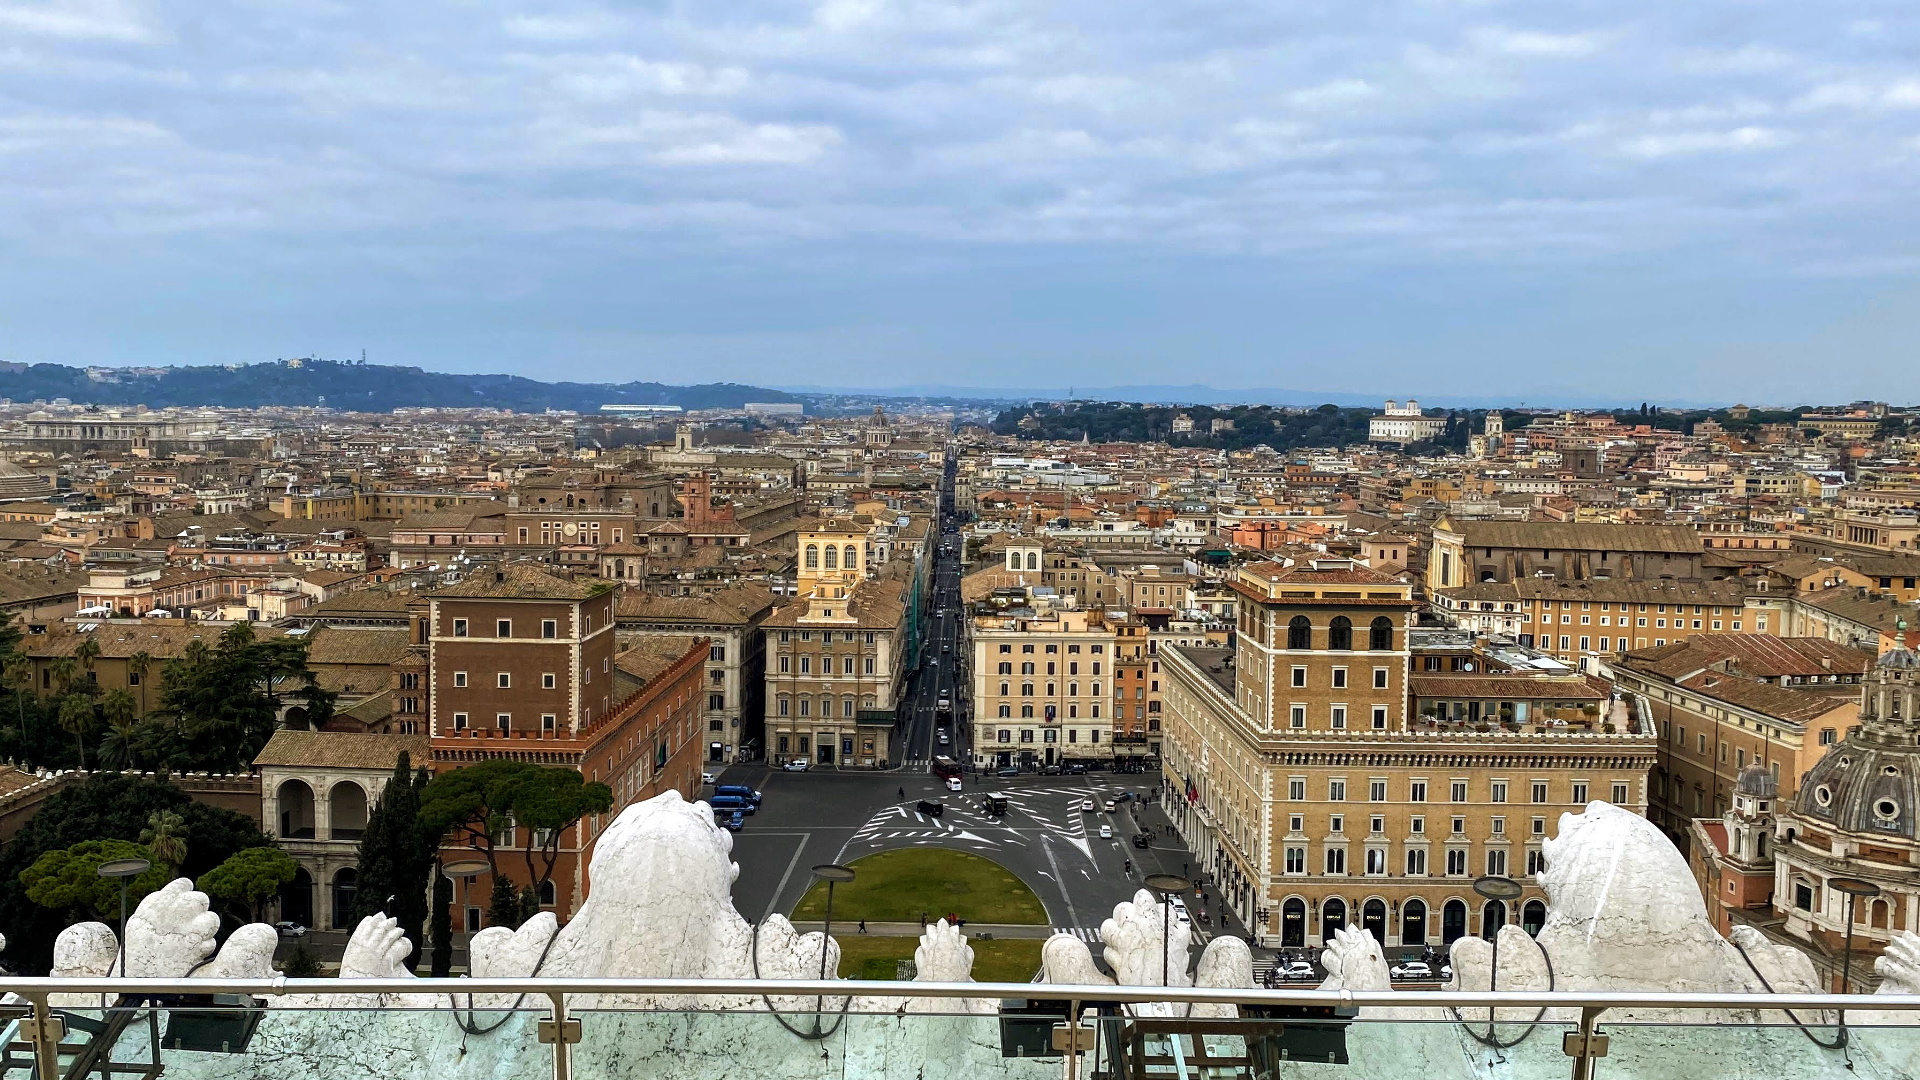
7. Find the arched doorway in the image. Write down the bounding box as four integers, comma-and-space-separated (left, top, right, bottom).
1402, 899, 1428, 946
1522, 899, 1548, 936
329, 781, 368, 841
1361, 899, 1387, 944
330, 867, 358, 930
1282, 898, 1306, 947
1322, 898, 1347, 943
280, 866, 314, 929
1442, 899, 1468, 943
283, 707, 311, 731
1481, 900, 1507, 940
277, 779, 315, 839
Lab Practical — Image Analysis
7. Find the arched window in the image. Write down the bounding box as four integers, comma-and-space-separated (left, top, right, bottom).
1281, 897, 1307, 947
277, 779, 315, 839
329, 782, 368, 841
1402, 898, 1428, 945
824, 545, 838, 570
1481, 900, 1506, 940
1442, 899, 1468, 943
1287, 616, 1312, 650
1027, 552, 1038, 570
843, 545, 858, 570
804, 545, 819, 570
1369, 616, 1394, 651
1522, 899, 1548, 936
1328, 616, 1353, 651
1361, 898, 1387, 943
1321, 898, 1347, 943
539, 880, 557, 907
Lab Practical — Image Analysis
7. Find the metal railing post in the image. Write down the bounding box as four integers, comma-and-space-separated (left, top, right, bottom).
1566, 1005, 1609, 1080
23, 994, 62, 1080
539, 991, 580, 1080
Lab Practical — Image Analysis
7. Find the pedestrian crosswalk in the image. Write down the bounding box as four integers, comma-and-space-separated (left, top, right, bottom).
1052, 926, 1103, 943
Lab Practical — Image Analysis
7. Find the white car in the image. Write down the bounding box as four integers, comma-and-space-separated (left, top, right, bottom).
1389, 961, 1434, 980
274, 921, 308, 938
1168, 897, 1191, 925
946, 776, 963, 792
1082, 799, 1097, 813
782, 760, 811, 771
1098, 824, 1113, 839
938, 731, 950, 744
1276, 960, 1316, 982
701, 771, 716, 785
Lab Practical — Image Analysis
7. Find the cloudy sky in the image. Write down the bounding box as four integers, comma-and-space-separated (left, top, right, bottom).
2, 0, 1919, 403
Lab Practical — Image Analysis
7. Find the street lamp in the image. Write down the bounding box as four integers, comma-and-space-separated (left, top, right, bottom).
1830, 877, 1882, 998
1144, 874, 1191, 988
1472, 875, 1524, 1030
809, 864, 856, 1031
443, 859, 489, 958
97, 857, 151, 984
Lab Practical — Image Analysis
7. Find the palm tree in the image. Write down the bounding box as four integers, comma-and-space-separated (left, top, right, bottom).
73, 634, 101, 678
55, 694, 97, 770
49, 656, 76, 695
141, 809, 187, 877
3, 654, 32, 729
98, 689, 139, 771
126, 650, 153, 716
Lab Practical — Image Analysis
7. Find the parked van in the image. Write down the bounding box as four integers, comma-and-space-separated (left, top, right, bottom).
713, 784, 762, 805
708, 795, 757, 816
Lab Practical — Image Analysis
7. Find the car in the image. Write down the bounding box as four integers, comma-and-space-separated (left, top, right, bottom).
915, 799, 946, 817
700, 771, 715, 785
1168, 897, 1191, 925
1040, 764, 1063, 776
995, 766, 1020, 777
1104, 799, 1118, 813
274, 921, 308, 938
938, 730, 950, 744
928, 659, 938, 667
720, 811, 745, 831
941, 643, 951, 652
1064, 763, 1088, 775
713, 784, 762, 804
936, 696, 951, 711
946, 776, 963, 792
782, 759, 811, 771
1082, 799, 1097, 813
1389, 961, 1436, 980
1131, 832, 1151, 849
1276, 960, 1317, 982
1098, 824, 1113, 839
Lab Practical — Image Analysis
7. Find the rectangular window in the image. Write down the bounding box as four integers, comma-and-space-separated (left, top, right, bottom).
1491, 816, 1505, 835
1325, 848, 1346, 875
1409, 780, 1427, 802
1290, 814, 1304, 832
1331, 667, 1347, 689
1411, 815, 1425, 833
1527, 849, 1546, 875
497, 619, 512, 637
453, 712, 468, 730
1330, 706, 1347, 730
454, 671, 468, 688
1486, 849, 1508, 876
1369, 779, 1387, 802
453, 618, 468, 637
1446, 848, 1467, 875
1289, 778, 1306, 800
542, 619, 558, 639
496, 713, 511, 732
1532, 782, 1549, 804
1371, 705, 1388, 730
1406, 848, 1427, 875
1373, 667, 1389, 689
1572, 782, 1589, 804
1329, 780, 1346, 802
542, 714, 556, 731
497, 673, 510, 688
1290, 705, 1306, 729
1285, 847, 1305, 874
1291, 666, 1306, 687
1451, 780, 1468, 802
1611, 782, 1629, 804
1491, 781, 1508, 803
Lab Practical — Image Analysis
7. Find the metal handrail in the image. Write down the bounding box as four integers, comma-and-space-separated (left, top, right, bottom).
5, 977, 1920, 1014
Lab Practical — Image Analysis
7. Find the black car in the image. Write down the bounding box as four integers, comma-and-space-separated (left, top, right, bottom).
915, 799, 946, 817
994, 766, 1021, 778
1064, 763, 1088, 775
1131, 833, 1152, 849
1040, 764, 1064, 776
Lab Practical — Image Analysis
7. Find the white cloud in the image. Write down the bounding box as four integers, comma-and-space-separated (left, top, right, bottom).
0, 0, 153, 42
1618, 126, 1789, 158
1468, 26, 1607, 58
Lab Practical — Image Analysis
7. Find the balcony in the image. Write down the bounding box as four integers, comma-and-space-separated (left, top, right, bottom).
3, 978, 1919, 1080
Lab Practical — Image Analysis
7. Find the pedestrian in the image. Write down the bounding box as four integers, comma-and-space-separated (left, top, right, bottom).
899, 787, 906, 801
1124, 859, 1133, 874
859, 920, 867, 934
921, 912, 928, 928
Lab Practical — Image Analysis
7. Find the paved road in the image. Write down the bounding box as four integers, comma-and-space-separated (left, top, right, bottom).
895, 458, 966, 772
712, 763, 1227, 955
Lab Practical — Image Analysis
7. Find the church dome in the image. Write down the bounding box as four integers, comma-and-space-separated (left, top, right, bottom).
1795, 737, 1920, 840
1879, 647, 1920, 671
1735, 762, 1778, 799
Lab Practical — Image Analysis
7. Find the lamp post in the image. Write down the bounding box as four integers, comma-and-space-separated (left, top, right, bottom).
97, 857, 151, 984
1472, 875, 1523, 1030
810, 864, 856, 1031
1144, 874, 1191, 988
1830, 877, 1881, 1001
443, 859, 489, 963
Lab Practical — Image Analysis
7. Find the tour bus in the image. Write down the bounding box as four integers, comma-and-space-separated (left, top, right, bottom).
932, 756, 962, 780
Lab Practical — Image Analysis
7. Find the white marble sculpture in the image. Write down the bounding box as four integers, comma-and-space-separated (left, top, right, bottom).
1039, 888, 1255, 1017
125, 878, 222, 978
49, 922, 120, 1007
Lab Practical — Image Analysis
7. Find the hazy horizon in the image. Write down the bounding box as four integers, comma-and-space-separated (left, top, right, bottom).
4, 2, 1920, 403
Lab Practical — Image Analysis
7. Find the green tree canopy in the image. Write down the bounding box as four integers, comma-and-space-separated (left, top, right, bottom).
21, 839, 169, 921
352, 753, 435, 967
419, 759, 611, 904
198, 847, 298, 924
0, 773, 269, 972
145, 629, 334, 773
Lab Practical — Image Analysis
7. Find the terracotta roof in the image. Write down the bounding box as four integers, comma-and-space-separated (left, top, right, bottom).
431, 565, 597, 601
252, 729, 429, 770
1674, 671, 1849, 724
614, 635, 701, 684
614, 582, 776, 625
303, 627, 412, 668
1443, 519, 1703, 555
21, 621, 286, 660
1621, 634, 1873, 681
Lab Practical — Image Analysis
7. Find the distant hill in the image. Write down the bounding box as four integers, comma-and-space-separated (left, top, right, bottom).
0, 360, 798, 413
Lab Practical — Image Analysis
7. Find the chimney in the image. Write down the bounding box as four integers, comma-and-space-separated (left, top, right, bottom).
495, 570, 506, 583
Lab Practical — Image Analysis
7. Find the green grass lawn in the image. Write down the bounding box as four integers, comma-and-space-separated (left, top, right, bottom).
791, 848, 1048, 925
832, 934, 1046, 983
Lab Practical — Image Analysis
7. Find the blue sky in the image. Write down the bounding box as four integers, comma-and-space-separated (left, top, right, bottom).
2, 0, 1920, 403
